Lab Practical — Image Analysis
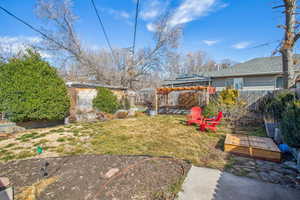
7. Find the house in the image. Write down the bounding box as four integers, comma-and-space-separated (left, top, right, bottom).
163, 55, 300, 91
205, 55, 300, 91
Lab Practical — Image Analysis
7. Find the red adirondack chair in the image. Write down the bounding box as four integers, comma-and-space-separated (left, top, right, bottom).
200, 112, 223, 132
187, 106, 203, 125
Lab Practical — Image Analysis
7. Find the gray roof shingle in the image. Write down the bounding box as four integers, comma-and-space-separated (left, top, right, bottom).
202, 55, 300, 78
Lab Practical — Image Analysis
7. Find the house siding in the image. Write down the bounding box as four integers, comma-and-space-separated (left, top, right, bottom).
212, 75, 278, 91
212, 78, 226, 91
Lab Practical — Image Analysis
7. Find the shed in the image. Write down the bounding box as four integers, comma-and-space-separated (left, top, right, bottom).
66, 82, 127, 122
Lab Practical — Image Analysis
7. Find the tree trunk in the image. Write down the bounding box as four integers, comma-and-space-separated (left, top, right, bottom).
280, 0, 297, 89
281, 48, 295, 88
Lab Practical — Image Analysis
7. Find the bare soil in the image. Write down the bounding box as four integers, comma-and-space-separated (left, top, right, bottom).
0, 155, 191, 200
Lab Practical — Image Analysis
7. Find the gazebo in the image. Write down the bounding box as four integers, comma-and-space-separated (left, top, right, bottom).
155, 86, 216, 114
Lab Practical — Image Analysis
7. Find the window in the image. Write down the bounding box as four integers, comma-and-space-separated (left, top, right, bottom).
225, 78, 233, 87
276, 77, 283, 89
224, 78, 244, 89
234, 78, 244, 89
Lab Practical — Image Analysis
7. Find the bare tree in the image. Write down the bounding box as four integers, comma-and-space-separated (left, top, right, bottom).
274, 0, 300, 88
219, 59, 237, 69
183, 51, 209, 74
123, 14, 183, 89
164, 51, 182, 79
36, 0, 112, 83
35, 0, 182, 89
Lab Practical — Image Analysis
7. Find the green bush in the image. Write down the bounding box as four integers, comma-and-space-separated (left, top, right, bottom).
0, 50, 70, 122
281, 101, 300, 147
203, 103, 218, 118
264, 90, 296, 120
93, 87, 120, 114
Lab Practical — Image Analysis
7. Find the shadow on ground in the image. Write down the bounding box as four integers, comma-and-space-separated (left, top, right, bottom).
0, 154, 191, 200
212, 169, 300, 200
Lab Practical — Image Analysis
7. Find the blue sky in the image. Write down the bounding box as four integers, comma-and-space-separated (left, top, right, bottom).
0, 0, 290, 62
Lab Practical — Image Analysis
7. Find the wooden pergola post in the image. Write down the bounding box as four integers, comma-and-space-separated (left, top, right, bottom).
205, 87, 210, 105
166, 93, 169, 106
155, 90, 158, 114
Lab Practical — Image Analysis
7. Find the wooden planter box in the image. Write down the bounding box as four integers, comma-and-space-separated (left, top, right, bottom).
225, 134, 281, 162
16, 120, 64, 129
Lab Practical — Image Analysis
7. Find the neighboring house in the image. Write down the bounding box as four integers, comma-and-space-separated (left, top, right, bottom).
163, 74, 210, 87
163, 55, 300, 91
205, 55, 300, 91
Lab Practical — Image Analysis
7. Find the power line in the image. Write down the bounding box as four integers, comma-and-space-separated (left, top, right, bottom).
90, 0, 116, 64
0, 5, 70, 52
132, 0, 140, 57
251, 40, 280, 49
243, 40, 281, 50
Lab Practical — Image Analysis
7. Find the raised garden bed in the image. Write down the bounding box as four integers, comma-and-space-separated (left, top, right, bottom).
16, 120, 64, 129
224, 134, 281, 162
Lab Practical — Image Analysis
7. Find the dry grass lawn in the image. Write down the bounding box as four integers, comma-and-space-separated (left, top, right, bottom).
0, 115, 265, 170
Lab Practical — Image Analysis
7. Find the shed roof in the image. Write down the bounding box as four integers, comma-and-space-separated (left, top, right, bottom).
163, 74, 210, 86
202, 55, 300, 78
66, 82, 127, 90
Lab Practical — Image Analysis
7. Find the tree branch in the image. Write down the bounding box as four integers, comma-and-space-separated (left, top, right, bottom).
294, 32, 300, 43
272, 5, 285, 9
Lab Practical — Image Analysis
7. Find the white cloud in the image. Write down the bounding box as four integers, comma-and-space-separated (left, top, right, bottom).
142, 10, 159, 20
141, 0, 170, 31
103, 8, 130, 19
146, 23, 156, 32
219, 3, 229, 8
168, 0, 218, 27
140, 0, 164, 20
142, 0, 227, 32
0, 36, 51, 58
232, 42, 251, 49
203, 40, 219, 46
119, 11, 130, 19
0, 36, 41, 44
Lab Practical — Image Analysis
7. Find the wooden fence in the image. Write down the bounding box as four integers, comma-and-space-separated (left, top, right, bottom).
135, 88, 300, 111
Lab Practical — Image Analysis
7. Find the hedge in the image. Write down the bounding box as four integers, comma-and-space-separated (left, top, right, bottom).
92, 87, 120, 114
281, 101, 300, 148
0, 50, 70, 122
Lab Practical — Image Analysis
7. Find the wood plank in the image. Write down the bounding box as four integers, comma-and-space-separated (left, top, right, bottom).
248, 136, 280, 152
224, 134, 281, 162
225, 134, 249, 147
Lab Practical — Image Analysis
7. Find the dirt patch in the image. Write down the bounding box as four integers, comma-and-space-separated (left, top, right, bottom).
0, 155, 191, 200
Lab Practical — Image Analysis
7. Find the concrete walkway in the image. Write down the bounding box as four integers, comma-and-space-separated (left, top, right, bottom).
178, 166, 300, 200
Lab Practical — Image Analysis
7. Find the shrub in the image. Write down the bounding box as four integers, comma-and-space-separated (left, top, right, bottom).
93, 87, 120, 114
204, 88, 247, 122
0, 50, 70, 122
219, 87, 239, 105
281, 101, 300, 147
263, 90, 296, 120
203, 102, 218, 118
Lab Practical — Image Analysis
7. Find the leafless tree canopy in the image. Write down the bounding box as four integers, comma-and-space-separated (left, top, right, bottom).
0, 0, 235, 90
34, 0, 186, 89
